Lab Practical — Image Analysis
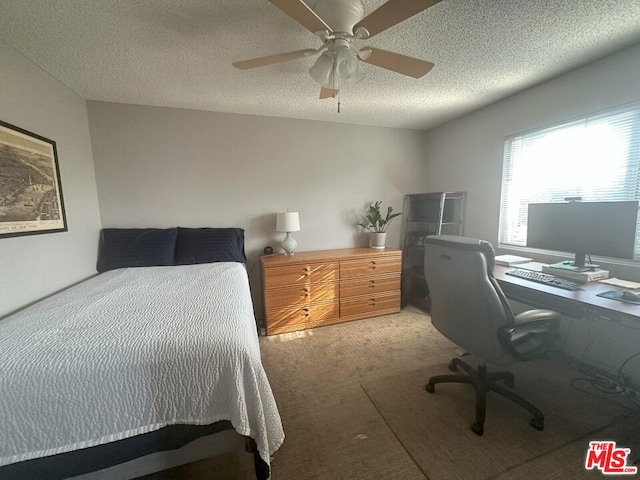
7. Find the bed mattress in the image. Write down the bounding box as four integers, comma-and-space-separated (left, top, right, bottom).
0, 263, 284, 470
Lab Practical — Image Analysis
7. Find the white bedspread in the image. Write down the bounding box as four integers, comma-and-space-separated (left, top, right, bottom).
0, 263, 284, 469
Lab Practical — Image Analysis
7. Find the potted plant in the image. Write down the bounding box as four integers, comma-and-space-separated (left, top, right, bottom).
358, 201, 402, 249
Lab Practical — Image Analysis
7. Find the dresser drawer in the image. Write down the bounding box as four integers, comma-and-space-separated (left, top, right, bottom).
266, 301, 339, 335
339, 292, 401, 318
340, 257, 401, 279
264, 282, 338, 310
263, 262, 339, 288
340, 274, 400, 298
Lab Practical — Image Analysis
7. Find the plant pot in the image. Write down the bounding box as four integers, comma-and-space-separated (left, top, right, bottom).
370, 232, 387, 249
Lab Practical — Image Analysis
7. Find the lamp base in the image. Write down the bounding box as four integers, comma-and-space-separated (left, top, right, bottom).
282, 232, 297, 256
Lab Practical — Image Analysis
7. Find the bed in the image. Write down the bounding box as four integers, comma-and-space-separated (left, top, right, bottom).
0, 227, 284, 479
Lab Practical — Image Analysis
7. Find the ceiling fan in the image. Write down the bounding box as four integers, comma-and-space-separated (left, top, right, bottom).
232, 0, 441, 99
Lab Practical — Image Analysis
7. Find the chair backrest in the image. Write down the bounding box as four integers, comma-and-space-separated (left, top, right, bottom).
424, 235, 516, 364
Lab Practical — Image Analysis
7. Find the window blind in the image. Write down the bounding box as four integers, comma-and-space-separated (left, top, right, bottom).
499, 102, 640, 260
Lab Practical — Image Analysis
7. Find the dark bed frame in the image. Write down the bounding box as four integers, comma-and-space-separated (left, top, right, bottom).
0, 421, 269, 480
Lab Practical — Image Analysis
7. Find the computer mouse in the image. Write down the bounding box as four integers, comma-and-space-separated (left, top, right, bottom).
621, 290, 640, 301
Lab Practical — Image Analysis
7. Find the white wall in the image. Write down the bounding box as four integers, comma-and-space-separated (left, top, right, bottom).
0, 41, 102, 318
421, 42, 640, 386
86, 102, 428, 311
422, 43, 640, 263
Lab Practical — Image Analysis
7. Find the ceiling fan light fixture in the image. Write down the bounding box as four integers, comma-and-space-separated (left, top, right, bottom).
309, 51, 334, 85
309, 43, 364, 88
336, 46, 364, 85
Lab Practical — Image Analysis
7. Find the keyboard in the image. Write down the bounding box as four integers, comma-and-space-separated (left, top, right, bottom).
505, 268, 585, 291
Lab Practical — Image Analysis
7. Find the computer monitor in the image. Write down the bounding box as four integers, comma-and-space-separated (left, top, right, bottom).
526, 201, 639, 267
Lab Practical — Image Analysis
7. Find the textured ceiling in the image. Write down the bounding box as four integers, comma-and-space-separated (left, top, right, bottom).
1, 0, 640, 130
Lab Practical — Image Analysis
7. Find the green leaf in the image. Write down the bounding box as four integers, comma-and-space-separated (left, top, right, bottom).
358, 201, 402, 233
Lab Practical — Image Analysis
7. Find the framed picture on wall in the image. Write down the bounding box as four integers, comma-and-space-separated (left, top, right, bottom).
0, 120, 67, 238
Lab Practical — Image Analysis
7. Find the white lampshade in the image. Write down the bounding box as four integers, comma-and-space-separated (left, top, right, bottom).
309, 52, 334, 86
335, 46, 364, 85
309, 42, 365, 88
276, 211, 300, 233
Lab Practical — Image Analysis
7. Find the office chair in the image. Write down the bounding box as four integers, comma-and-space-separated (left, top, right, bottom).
423, 235, 560, 436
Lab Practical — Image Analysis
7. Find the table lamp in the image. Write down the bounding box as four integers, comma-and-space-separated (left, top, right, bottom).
276, 211, 300, 256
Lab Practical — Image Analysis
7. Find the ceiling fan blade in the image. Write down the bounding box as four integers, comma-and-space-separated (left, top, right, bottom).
232, 49, 318, 70
269, 0, 332, 34
359, 47, 434, 78
319, 87, 338, 99
354, 0, 442, 38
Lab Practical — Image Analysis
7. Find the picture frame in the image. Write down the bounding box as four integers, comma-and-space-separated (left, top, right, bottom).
0, 120, 67, 238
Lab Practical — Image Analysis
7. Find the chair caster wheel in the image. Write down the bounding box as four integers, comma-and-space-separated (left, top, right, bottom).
425, 383, 435, 393
448, 362, 457, 372
530, 418, 544, 431
471, 422, 484, 436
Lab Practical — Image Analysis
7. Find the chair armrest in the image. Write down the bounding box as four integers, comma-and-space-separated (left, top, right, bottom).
514, 309, 562, 324
498, 309, 561, 361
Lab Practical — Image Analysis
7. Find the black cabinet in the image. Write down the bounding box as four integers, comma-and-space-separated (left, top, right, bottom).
400, 192, 466, 311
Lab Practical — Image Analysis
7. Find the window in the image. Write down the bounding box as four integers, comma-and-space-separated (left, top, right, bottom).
499, 102, 640, 260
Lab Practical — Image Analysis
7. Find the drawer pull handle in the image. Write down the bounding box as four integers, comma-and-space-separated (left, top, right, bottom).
302, 308, 310, 318
369, 280, 376, 288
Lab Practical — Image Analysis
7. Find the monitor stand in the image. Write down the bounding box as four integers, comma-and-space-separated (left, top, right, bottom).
564, 261, 599, 272
551, 261, 599, 272
571, 252, 599, 271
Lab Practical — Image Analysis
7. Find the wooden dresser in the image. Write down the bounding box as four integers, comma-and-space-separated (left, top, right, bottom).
261, 248, 401, 335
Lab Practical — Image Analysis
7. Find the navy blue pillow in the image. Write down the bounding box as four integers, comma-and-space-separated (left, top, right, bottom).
175, 227, 246, 265
97, 228, 178, 273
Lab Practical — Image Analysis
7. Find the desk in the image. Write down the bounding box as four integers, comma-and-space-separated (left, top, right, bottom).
494, 265, 640, 322
495, 265, 640, 386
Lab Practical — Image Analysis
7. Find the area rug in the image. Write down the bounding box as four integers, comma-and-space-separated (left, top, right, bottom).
361, 355, 635, 480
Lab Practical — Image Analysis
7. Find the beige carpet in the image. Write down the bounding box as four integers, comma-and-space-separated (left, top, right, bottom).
260, 307, 452, 480
362, 355, 636, 480
141, 308, 639, 479
494, 416, 640, 480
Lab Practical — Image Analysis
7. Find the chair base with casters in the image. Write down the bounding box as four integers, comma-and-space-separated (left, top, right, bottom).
425, 356, 545, 436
